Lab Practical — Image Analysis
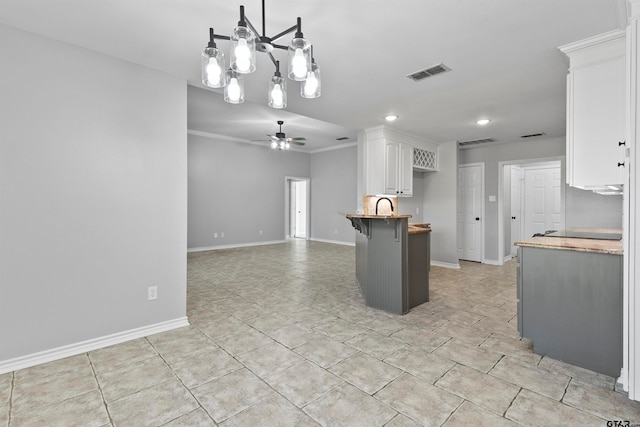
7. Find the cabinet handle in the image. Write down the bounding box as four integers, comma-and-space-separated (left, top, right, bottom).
475, 217, 480, 221
512, 216, 516, 220
400, 191, 403, 194
619, 141, 626, 146
618, 162, 625, 167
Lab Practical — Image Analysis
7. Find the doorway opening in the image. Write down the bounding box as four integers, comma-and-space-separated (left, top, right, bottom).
284, 177, 310, 240
498, 157, 565, 264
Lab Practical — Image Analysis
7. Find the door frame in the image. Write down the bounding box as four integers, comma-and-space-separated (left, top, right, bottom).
458, 162, 485, 263
284, 176, 310, 240
497, 156, 565, 265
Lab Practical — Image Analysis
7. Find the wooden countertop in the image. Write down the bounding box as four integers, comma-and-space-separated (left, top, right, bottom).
346, 214, 412, 219
409, 223, 432, 235
515, 228, 622, 255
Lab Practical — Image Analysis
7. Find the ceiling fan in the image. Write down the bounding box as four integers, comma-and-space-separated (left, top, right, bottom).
254, 120, 306, 150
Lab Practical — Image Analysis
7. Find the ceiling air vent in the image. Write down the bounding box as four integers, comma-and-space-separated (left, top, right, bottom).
521, 132, 546, 138
458, 137, 496, 147
406, 63, 451, 81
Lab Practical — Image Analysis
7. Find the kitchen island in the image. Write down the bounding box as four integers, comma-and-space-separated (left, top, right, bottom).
346, 214, 430, 315
515, 229, 622, 376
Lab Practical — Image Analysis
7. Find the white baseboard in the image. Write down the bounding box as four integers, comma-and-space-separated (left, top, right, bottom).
0, 317, 189, 375
310, 237, 356, 247
482, 259, 501, 266
431, 260, 461, 269
187, 240, 286, 252
503, 255, 513, 263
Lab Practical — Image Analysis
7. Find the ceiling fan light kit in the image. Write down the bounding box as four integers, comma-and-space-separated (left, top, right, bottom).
254, 121, 306, 150
201, 1, 321, 109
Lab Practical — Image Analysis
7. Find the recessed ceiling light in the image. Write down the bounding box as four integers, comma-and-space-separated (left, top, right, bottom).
384, 115, 399, 122
476, 119, 491, 125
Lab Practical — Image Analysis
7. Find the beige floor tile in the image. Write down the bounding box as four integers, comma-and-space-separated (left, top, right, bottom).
563, 378, 640, 421
88, 338, 157, 373
436, 308, 485, 326
0, 373, 11, 403
384, 413, 423, 427
472, 317, 520, 339
0, 401, 8, 427
265, 323, 318, 349
384, 347, 456, 383
191, 368, 275, 423
480, 334, 542, 365
390, 326, 451, 351
292, 308, 338, 327
107, 379, 198, 427
489, 357, 570, 401
433, 322, 492, 346
213, 326, 274, 356
196, 316, 248, 340
312, 318, 368, 342
357, 314, 408, 336
14, 354, 90, 384
161, 408, 216, 426
221, 394, 319, 427
506, 389, 605, 426
304, 383, 397, 426
344, 332, 408, 360
538, 356, 616, 390
245, 312, 295, 334
434, 339, 502, 373
148, 327, 219, 363
235, 341, 304, 378
10, 390, 109, 427
294, 336, 358, 368
11, 364, 98, 416
97, 356, 175, 403
436, 364, 520, 415
263, 360, 344, 407
443, 400, 518, 426
375, 373, 463, 426
168, 347, 242, 388
329, 352, 402, 395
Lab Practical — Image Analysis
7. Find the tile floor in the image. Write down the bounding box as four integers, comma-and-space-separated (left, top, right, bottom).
2, 239, 640, 426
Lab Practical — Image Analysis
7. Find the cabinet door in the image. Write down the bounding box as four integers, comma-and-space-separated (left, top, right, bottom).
399, 144, 414, 196
384, 140, 399, 194
570, 57, 625, 187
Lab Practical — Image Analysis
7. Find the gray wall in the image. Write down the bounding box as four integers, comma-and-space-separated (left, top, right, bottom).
424, 141, 460, 266
188, 134, 310, 248
459, 137, 623, 262
398, 171, 425, 218
310, 146, 357, 244
0, 25, 187, 361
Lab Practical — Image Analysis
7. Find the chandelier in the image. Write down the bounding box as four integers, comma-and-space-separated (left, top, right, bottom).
201, 1, 321, 109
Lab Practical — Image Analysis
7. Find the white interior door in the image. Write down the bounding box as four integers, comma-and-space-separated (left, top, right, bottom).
524, 166, 563, 238
293, 181, 307, 238
458, 164, 483, 262
510, 166, 523, 256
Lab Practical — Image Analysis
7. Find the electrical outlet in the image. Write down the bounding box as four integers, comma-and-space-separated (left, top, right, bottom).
148, 286, 158, 301
416, 207, 420, 214
489, 195, 496, 202
259, 230, 263, 235
214, 232, 218, 238
221, 232, 224, 238
334, 228, 338, 235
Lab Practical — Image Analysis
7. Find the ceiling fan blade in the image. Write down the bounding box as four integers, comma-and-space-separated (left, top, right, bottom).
250, 139, 271, 142
288, 137, 307, 141
267, 134, 280, 140
290, 141, 306, 146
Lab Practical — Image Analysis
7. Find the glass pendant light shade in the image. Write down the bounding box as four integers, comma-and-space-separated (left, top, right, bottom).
268, 75, 287, 109
202, 47, 226, 88
224, 69, 244, 104
231, 26, 256, 74
288, 37, 311, 81
301, 61, 321, 98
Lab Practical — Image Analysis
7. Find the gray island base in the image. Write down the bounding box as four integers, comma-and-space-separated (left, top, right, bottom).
346, 214, 430, 315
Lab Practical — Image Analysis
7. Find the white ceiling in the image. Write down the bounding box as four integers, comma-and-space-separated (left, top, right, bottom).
0, 0, 625, 151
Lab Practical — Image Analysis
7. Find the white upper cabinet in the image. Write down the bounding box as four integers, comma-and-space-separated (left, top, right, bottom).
364, 126, 438, 198
560, 30, 626, 190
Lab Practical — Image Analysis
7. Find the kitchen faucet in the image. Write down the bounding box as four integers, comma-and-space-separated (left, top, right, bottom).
375, 197, 394, 215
